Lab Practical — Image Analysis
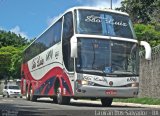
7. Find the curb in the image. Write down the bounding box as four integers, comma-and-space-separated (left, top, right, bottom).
112, 102, 160, 108
72, 100, 160, 108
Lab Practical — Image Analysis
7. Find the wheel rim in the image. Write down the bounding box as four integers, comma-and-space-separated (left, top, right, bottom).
26, 89, 29, 99
30, 89, 32, 98
57, 88, 62, 104
26, 91, 28, 98
29, 87, 33, 100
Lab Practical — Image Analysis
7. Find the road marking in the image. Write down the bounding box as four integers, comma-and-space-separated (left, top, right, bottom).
71, 100, 160, 108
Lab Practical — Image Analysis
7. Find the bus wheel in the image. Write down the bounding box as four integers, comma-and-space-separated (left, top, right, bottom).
29, 86, 37, 101
26, 86, 30, 100
57, 87, 70, 105
101, 98, 113, 107
53, 97, 58, 104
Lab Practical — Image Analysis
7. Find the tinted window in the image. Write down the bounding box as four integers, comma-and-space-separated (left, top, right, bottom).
62, 12, 74, 71
76, 38, 139, 76
76, 10, 136, 39
24, 18, 62, 62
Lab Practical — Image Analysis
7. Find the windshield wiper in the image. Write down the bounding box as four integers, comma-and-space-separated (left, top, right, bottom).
81, 69, 104, 73
112, 71, 138, 76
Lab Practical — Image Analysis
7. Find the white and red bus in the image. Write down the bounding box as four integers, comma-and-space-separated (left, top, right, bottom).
21, 7, 151, 106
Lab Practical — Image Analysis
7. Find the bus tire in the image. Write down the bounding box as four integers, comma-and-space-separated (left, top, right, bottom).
53, 97, 58, 104
57, 87, 70, 105
101, 98, 113, 107
26, 86, 30, 100
29, 86, 37, 101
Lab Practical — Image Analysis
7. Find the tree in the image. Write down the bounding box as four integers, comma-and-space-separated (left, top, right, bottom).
149, 0, 160, 24
0, 29, 32, 80
117, 0, 159, 24
0, 46, 25, 80
0, 30, 28, 48
10, 46, 25, 79
134, 24, 160, 46
0, 51, 12, 80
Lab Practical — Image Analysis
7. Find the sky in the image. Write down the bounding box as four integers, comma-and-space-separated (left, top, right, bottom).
0, 0, 122, 40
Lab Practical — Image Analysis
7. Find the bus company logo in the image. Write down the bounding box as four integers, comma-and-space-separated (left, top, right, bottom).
32, 56, 44, 69
55, 51, 59, 59
46, 49, 53, 61
37, 56, 44, 67
32, 59, 36, 69
94, 77, 105, 82
85, 15, 128, 27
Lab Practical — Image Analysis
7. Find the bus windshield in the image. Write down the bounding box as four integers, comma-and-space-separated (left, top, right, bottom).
76, 38, 139, 76
76, 9, 136, 39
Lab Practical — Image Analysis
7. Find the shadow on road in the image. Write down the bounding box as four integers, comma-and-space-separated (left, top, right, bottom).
36, 99, 144, 108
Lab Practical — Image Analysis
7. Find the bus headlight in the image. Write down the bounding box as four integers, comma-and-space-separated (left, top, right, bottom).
82, 80, 95, 86
81, 80, 88, 85
77, 80, 95, 86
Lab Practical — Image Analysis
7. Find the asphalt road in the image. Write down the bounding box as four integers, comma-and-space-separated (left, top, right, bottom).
0, 96, 160, 116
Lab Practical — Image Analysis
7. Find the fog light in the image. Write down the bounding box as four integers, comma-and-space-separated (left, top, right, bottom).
132, 83, 139, 87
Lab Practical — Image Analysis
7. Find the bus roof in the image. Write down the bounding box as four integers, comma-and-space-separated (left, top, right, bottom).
68, 6, 129, 16
23, 6, 129, 52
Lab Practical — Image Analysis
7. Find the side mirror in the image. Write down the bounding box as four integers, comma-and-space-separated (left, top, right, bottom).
140, 41, 151, 60
70, 36, 77, 58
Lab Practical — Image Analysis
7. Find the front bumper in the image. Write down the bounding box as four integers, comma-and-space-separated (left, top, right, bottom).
74, 86, 139, 98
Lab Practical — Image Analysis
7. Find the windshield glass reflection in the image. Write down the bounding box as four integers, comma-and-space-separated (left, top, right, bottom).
76, 9, 136, 39
76, 38, 139, 76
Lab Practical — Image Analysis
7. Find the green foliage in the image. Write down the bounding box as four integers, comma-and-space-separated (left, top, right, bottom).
116, 0, 160, 47
117, 0, 160, 24
0, 29, 30, 80
0, 46, 24, 80
134, 24, 160, 47
0, 49, 12, 80
0, 30, 28, 47
149, 0, 160, 24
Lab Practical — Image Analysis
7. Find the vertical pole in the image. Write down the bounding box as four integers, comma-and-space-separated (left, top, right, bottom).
111, 0, 112, 9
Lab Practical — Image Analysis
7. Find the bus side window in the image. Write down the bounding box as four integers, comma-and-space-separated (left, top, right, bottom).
49, 18, 62, 45
62, 12, 74, 71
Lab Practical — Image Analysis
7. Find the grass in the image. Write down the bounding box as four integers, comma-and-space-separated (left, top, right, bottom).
113, 97, 160, 105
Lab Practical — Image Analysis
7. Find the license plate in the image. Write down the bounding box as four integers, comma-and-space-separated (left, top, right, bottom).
105, 90, 117, 95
